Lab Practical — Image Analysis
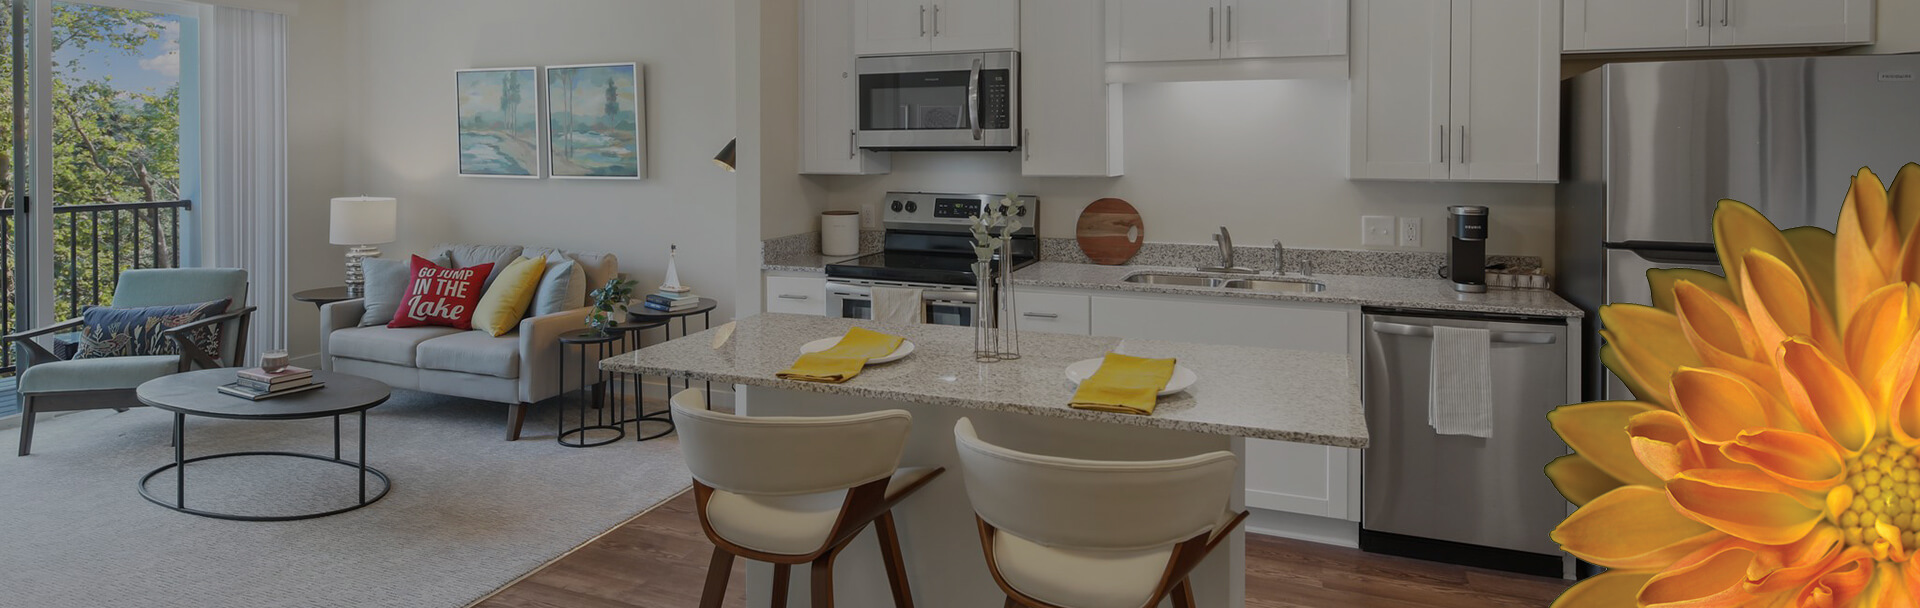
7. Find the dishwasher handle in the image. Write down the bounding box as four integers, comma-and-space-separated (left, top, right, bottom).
1370, 321, 1557, 345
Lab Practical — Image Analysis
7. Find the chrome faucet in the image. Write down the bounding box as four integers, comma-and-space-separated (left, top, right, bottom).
1214, 227, 1235, 268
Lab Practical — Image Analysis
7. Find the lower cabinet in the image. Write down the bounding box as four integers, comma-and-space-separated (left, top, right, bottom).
765, 275, 829, 316
1010, 290, 1092, 335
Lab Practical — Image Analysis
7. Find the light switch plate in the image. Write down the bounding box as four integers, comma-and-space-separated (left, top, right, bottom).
861, 204, 879, 229
1399, 217, 1422, 248
1361, 216, 1395, 247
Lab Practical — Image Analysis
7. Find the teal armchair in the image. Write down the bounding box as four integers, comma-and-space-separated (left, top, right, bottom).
5, 268, 255, 456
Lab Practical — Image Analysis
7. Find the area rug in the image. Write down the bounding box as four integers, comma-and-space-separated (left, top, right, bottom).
0, 389, 690, 608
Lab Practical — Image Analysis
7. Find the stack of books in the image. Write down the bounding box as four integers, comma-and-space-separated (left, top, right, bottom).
219, 366, 325, 401
642, 287, 701, 313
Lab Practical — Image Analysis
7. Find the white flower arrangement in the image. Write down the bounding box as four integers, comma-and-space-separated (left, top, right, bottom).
967, 196, 1026, 264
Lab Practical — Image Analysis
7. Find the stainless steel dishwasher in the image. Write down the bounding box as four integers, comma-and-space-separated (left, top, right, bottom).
1360, 308, 1570, 578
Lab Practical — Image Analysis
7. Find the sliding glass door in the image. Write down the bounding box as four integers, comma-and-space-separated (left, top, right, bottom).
2, 0, 197, 408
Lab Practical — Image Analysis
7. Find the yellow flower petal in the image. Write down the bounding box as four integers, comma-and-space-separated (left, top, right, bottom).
1779, 338, 1877, 455
1546, 454, 1624, 507
1861, 561, 1916, 607
1716, 199, 1809, 308
1601, 304, 1702, 409
1670, 367, 1781, 445
1836, 167, 1899, 330
1748, 525, 1845, 594
1784, 225, 1839, 314
1667, 469, 1825, 545
1674, 282, 1783, 394
1743, 250, 1843, 364
1651, 268, 1737, 315
1893, 162, 1920, 238
1638, 542, 1757, 607
1721, 429, 1847, 492
1844, 284, 1920, 418
1550, 571, 1656, 608
1826, 484, 1854, 526
1793, 549, 1874, 608
1552, 485, 1722, 570
1550, 401, 1664, 488
1629, 410, 1695, 481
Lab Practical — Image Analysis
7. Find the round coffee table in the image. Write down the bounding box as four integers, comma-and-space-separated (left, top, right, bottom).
135, 369, 393, 521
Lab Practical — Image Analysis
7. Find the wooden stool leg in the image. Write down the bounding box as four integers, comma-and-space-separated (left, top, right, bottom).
17, 399, 36, 456
811, 546, 843, 608
699, 547, 735, 608
771, 563, 792, 608
1003, 597, 1022, 608
1171, 579, 1196, 608
876, 511, 915, 607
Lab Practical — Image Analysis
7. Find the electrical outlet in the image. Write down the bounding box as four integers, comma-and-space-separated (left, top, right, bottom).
1361, 216, 1395, 247
1399, 217, 1422, 248
861, 204, 879, 229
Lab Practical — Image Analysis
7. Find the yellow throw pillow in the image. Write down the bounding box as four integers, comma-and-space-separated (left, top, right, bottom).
471, 256, 547, 336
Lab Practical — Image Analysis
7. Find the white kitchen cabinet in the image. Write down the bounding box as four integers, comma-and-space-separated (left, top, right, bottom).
1563, 0, 1872, 52
1107, 0, 1347, 62
1349, 0, 1559, 183
1087, 293, 1360, 522
1011, 290, 1092, 335
854, 0, 1018, 56
1020, 0, 1124, 177
765, 275, 829, 316
802, 0, 891, 175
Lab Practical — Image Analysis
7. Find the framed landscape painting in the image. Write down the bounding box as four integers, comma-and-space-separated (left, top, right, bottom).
546, 62, 645, 180
456, 67, 542, 178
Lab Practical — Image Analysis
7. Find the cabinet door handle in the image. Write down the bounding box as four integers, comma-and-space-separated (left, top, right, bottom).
1022, 312, 1060, 319
1720, 0, 1729, 26
778, 294, 811, 300
1459, 125, 1468, 165
1208, 6, 1216, 45
1439, 125, 1448, 164
933, 4, 940, 36
1370, 321, 1558, 345
920, 5, 927, 36
1696, 0, 1705, 26
849, 130, 857, 159
1023, 128, 1031, 160
1226, 5, 1233, 43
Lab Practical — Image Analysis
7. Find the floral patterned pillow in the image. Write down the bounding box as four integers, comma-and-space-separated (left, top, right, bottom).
73, 298, 231, 360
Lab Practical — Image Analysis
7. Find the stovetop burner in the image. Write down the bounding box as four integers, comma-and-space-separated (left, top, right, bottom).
827, 251, 1035, 286
825, 191, 1041, 287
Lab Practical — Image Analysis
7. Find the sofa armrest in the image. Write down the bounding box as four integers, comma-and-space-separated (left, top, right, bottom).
318, 299, 366, 372
518, 306, 593, 403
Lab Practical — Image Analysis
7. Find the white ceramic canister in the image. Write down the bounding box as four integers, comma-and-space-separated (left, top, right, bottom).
822, 210, 861, 256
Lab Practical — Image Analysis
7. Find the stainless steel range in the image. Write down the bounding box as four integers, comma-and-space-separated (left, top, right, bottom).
825, 192, 1038, 327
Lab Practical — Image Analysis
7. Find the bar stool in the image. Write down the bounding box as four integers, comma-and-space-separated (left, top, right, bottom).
670, 389, 944, 608
952, 418, 1247, 608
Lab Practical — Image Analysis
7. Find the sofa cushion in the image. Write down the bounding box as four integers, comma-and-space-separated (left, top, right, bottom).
416, 331, 521, 379
432, 244, 524, 292
524, 247, 617, 305
360, 252, 451, 327
388, 255, 492, 330
531, 257, 585, 316
18, 355, 182, 394
329, 325, 462, 366
473, 256, 546, 336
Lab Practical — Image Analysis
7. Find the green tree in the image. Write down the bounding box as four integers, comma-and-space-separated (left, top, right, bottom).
499, 71, 521, 130
602, 77, 618, 125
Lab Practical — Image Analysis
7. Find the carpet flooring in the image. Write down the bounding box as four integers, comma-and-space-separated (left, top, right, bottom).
0, 390, 690, 608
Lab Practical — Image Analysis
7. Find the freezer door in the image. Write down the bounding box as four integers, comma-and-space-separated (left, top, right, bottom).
1362, 313, 1570, 556
1603, 248, 1724, 401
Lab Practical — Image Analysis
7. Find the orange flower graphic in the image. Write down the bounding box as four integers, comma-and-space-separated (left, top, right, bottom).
1549, 164, 1920, 607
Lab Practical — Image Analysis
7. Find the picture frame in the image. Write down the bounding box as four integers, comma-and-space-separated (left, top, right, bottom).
455, 67, 543, 179
544, 62, 646, 180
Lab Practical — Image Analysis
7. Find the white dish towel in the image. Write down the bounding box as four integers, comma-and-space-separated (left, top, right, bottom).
1429, 325, 1494, 438
871, 287, 925, 324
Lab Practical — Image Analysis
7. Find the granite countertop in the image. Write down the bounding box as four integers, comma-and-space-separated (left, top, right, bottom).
761, 250, 870, 274
1013, 262, 1585, 318
602, 314, 1368, 448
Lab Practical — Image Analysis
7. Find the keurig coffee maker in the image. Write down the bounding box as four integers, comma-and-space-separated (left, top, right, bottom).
1447, 206, 1488, 293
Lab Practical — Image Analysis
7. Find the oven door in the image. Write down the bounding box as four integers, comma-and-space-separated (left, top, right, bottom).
855, 52, 1017, 150
826, 281, 978, 327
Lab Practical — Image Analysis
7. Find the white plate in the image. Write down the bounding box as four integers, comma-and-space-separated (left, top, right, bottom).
799, 337, 916, 364
1064, 358, 1198, 397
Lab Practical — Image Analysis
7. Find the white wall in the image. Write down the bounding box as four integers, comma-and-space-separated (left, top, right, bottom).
820, 79, 1557, 263
285, 0, 350, 364
292, 0, 739, 362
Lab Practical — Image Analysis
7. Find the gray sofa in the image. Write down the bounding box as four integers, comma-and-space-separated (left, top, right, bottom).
319, 244, 620, 440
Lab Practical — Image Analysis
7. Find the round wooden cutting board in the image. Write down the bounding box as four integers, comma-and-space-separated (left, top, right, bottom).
1075, 198, 1145, 265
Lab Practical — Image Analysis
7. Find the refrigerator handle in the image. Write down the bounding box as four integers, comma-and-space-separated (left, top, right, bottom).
1616, 245, 1723, 266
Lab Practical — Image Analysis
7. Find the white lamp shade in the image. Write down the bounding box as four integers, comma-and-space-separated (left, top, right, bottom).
330, 197, 397, 245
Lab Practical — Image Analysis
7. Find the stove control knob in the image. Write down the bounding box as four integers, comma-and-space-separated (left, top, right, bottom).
904, 201, 918, 214
890, 200, 903, 213
1016, 205, 1028, 217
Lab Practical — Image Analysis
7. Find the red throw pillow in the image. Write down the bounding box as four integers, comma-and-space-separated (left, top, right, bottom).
389, 255, 494, 330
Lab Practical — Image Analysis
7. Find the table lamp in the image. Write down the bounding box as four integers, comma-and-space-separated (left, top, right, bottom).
330, 196, 397, 297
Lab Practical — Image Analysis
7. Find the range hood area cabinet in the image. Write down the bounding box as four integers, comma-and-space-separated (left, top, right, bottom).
1563, 0, 1873, 53
1105, 0, 1349, 62
1349, 0, 1561, 183
801, 0, 892, 175
854, 0, 1020, 56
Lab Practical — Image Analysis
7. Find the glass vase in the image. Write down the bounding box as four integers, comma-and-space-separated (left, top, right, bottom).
973, 261, 1000, 362
997, 238, 1020, 360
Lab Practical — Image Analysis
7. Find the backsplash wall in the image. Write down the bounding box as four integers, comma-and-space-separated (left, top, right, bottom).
814, 79, 1561, 271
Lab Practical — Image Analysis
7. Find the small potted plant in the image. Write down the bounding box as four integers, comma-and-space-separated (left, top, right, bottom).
586, 276, 638, 336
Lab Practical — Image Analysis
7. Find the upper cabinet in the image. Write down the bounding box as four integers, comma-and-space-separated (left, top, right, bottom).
801, 0, 891, 175
854, 0, 1020, 56
1107, 0, 1348, 62
1350, 0, 1560, 183
1564, 0, 1872, 53
1022, 0, 1124, 177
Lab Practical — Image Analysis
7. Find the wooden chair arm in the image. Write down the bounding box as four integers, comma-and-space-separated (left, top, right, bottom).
164, 306, 258, 370
3, 318, 83, 344
4, 318, 84, 367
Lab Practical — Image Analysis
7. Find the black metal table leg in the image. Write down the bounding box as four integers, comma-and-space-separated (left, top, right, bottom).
174, 412, 185, 508
358, 410, 368, 504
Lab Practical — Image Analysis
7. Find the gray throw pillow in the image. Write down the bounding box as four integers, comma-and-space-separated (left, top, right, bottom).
75, 298, 231, 359
359, 253, 451, 327
531, 257, 587, 316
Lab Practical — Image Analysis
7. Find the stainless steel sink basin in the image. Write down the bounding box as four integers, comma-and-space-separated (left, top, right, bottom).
1122, 273, 1327, 293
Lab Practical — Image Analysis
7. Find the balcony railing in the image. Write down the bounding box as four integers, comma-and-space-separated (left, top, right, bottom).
0, 200, 192, 373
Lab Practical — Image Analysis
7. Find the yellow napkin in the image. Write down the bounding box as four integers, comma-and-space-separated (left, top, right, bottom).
776, 327, 905, 383
1070, 353, 1177, 416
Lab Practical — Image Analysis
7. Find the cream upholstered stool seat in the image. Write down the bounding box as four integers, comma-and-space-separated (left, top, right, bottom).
670, 389, 943, 608
952, 418, 1246, 608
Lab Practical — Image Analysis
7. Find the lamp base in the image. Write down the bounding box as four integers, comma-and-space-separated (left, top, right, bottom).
345, 245, 381, 298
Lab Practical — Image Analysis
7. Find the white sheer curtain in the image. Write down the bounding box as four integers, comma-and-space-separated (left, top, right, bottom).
199, 5, 287, 359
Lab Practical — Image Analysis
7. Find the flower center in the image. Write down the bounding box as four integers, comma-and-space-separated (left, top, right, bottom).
1842, 439, 1920, 551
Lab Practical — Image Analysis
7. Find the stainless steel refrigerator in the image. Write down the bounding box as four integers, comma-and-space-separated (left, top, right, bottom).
1557, 54, 1920, 402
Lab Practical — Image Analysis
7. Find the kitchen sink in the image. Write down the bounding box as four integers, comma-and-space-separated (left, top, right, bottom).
1123, 273, 1326, 293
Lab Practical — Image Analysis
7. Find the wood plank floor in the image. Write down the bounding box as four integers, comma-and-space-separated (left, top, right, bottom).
475, 490, 1573, 608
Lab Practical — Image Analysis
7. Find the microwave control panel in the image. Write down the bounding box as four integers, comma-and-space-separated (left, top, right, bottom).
983, 71, 1011, 129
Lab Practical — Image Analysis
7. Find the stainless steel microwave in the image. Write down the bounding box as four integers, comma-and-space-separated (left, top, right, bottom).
855, 51, 1018, 150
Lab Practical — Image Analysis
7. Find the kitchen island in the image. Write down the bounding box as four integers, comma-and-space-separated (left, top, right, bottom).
603, 313, 1367, 607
